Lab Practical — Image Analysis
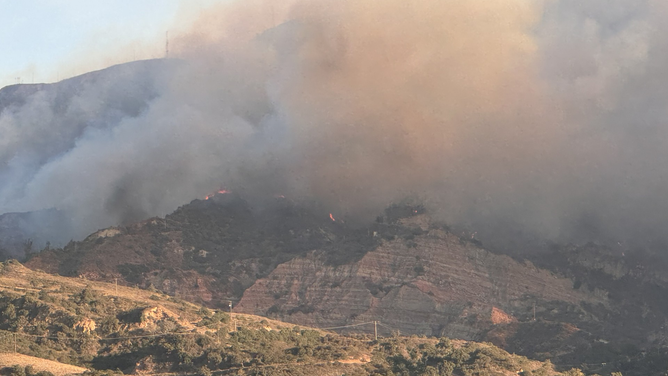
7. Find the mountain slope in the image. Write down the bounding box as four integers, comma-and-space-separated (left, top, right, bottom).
24, 195, 668, 373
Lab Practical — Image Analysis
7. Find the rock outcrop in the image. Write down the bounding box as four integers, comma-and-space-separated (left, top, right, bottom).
74, 318, 97, 334
236, 220, 605, 341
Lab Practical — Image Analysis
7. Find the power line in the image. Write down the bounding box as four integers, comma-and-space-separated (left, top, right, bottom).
319, 321, 376, 330
0, 328, 201, 342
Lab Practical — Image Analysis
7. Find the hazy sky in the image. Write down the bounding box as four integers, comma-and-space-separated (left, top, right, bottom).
0, 0, 220, 87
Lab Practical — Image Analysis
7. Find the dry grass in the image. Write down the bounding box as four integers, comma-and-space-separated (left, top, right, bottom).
0, 353, 87, 376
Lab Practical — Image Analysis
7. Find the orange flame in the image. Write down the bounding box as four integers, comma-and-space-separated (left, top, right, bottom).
329, 213, 335, 222
205, 189, 231, 200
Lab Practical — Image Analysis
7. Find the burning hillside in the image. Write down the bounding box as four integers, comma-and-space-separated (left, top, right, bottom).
26, 193, 385, 299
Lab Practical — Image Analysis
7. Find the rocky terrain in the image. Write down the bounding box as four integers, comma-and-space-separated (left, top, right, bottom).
236, 214, 602, 338
20, 194, 668, 374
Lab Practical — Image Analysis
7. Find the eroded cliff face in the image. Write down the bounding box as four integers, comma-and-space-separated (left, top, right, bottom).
236, 215, 605, 341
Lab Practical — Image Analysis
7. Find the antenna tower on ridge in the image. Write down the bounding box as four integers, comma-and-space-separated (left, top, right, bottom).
165, 31, 169, 59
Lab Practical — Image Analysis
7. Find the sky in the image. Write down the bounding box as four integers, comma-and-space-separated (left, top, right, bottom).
0, 0, 220, 88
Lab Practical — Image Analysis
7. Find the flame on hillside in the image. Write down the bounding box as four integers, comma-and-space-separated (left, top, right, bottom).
205, 190, 231, 200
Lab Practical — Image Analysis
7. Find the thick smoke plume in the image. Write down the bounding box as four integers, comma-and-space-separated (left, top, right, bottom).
2, 0, 668, 251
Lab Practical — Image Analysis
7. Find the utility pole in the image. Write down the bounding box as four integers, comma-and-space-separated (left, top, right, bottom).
533, 302, 536, 321
13, 333, 16, 353
114, 278, 118, 295
228, 300, 236, 332
374, 321, 378, 341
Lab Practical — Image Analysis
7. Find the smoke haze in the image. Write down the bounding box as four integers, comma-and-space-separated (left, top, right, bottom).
1, 0, 668, 251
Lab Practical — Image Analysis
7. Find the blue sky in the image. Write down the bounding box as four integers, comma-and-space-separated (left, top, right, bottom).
0, 0, 220, 88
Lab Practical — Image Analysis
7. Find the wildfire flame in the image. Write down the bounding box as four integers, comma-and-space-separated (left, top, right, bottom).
205, 189, 231, 200
329, 213, 335, 222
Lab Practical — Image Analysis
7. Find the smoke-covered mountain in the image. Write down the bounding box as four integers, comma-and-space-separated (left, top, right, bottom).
0, 59, 182, 242
0, 209, 71, 259
5, 0, 668, 254
0, 59, 183, 259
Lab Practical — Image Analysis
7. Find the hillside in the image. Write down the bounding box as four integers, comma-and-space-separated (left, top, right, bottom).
23, 195, 668, 374
25, 193, 371, 304
0, 353, 86, 376
0, 259, 575, 376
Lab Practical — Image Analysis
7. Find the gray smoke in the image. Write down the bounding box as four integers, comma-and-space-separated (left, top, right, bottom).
1, 0, 668, 251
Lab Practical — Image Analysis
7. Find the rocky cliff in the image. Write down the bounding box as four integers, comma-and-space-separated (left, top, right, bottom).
236, 218, 603, 339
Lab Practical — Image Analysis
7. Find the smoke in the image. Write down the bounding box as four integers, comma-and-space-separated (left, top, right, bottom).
1, 0, 668, 251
